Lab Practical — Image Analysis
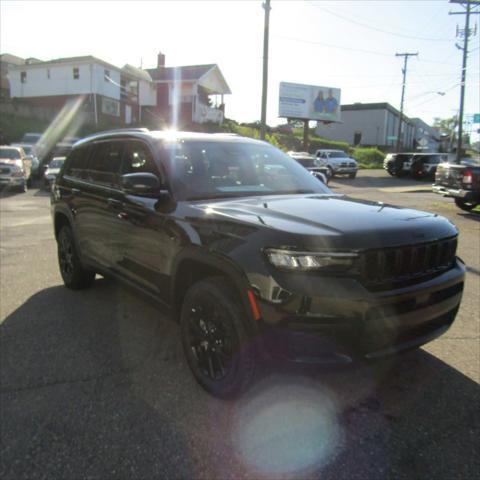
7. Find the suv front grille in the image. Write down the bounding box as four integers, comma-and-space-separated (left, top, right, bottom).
362, 237, 457, 288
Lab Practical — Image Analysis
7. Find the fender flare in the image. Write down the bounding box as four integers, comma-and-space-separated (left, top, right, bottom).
171, 247, 260, 335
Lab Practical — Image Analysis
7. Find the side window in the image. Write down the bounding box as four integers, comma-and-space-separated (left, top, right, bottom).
87, 141, 124, 187
64, 146, 91, 179
122, 141, 159, 178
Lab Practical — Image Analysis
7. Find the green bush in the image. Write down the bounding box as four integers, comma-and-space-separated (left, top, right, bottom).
352, 147, 385, 169
307, 136, 352, 155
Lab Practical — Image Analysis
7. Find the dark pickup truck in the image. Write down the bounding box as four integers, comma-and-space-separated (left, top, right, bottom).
433, 159, 480, 211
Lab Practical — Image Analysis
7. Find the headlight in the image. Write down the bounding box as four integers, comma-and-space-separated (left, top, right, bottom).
265, 248, 359, 272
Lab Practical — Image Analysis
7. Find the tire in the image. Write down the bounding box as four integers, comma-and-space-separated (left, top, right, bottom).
57, 225, 96, 289
180, 276, 256, 398
454, 198, 479, 212
349, 172, 357, 179
19, 180, 27, 193
328, 166, 334, 178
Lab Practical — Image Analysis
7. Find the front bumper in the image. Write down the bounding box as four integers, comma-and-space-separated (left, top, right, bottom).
256, 259, 465, 363
432, 184, 477, 201
334, 167, 357, 174
0, 177, 25, 186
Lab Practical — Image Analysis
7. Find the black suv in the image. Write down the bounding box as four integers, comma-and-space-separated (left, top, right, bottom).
51, 130, 465, 397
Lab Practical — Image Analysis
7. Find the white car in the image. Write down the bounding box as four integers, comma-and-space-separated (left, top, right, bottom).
44, 156, 66, 190
315, 149, 358, 178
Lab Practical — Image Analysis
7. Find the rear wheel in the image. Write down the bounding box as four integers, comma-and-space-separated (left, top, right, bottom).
180, 277, 256, 398
57, 225, 96, 289
454, 198, 479, 212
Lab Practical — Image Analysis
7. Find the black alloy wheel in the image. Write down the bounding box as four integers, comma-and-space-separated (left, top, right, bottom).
57, 225, 96, 289
186, 302, 235, 381
180, 277, 256, 397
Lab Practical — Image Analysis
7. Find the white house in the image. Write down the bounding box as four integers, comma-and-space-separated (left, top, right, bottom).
8, 55, 156, 125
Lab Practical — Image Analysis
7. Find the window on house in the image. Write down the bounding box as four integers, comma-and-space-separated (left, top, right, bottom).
104, 69, 110, 82
73, 67, 79, 80
20, 72, 26, 83
47, 69, 50, 79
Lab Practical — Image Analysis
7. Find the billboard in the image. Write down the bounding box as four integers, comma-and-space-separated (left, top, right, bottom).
279, 82, 341, 122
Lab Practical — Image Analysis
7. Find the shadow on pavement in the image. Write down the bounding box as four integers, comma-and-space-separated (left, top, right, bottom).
457, 211, 480, 222
1, 278, 478, 479
332, 173, 431, 190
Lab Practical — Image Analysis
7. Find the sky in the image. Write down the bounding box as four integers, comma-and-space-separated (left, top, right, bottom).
1, 0, 479, 137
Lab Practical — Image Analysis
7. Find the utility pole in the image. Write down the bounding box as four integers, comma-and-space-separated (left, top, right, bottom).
449, 0, 480, 162
395, 52, 418, 152
260, 0, 271, 140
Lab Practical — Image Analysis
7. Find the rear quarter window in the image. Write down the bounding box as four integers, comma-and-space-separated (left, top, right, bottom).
64, 145, 92, 179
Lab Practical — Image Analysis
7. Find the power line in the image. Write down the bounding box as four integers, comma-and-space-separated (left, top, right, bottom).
275, 35, 460, 65
307, 2, 454, 42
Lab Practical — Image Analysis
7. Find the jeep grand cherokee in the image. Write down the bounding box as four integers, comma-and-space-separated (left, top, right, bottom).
51, 130, 465, 397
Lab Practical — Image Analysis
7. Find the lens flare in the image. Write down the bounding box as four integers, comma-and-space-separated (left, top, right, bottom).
231, 377, 343, 477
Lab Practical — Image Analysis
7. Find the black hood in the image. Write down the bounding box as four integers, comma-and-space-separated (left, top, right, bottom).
194, 194, 457, 250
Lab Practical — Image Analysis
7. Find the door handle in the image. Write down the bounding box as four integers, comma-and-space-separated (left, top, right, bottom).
71, 188, 81, 195
107, 198, 122, 208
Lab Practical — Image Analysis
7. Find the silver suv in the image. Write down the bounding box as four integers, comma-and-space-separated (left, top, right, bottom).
315, 149, 358, 178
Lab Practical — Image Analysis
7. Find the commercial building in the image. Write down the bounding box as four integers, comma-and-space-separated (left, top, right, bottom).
315, 102, 416, 150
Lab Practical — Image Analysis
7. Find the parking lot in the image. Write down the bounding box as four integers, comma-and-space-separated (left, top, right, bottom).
1, 170, 479, 479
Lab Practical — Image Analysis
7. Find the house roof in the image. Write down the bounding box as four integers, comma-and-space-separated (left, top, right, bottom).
9, 55, 121, 72
0, 53, 26, 66
122, 64, 153, 82
145, 64, 216, 82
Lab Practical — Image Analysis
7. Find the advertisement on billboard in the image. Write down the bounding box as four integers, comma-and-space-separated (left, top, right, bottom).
279, 82, 341, 122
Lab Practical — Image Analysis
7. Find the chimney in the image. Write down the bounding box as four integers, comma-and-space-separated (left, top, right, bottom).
157, 52, 165, 68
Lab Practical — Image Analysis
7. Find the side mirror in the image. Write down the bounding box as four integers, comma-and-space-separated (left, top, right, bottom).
121, 172, 166, 198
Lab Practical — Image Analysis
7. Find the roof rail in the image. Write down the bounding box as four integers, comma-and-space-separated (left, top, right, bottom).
77, 127, 150, 144
93, 127, 149, 135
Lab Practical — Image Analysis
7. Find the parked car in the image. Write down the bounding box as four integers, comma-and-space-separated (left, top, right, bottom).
40, 143, 73, 175
287, 151, 330, 184
52, 130, 465, 397
383, 153, 415, 176
21, 132, 42, 145
44, 156, 66, 190
433, 158, 480, 211
315, 149, 358, 178
403, 153, 448, 180
11, 144, 41, 178
0, 146, 32, 192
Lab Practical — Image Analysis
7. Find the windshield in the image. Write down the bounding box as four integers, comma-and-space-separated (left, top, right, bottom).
0, 148, 21, 159
328, 151, 348, 158
48, 158, 65, 169
22, 134, 42, 144
164, 141, 331, 201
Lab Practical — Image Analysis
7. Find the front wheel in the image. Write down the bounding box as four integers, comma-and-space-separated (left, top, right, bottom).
180, 277, 256, 398
57, 225, 96, 289
454, 198, 479, 212
349, 172, 357, 179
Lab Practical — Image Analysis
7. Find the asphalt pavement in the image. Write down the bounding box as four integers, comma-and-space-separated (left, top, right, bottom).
1, 170, 479, 479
